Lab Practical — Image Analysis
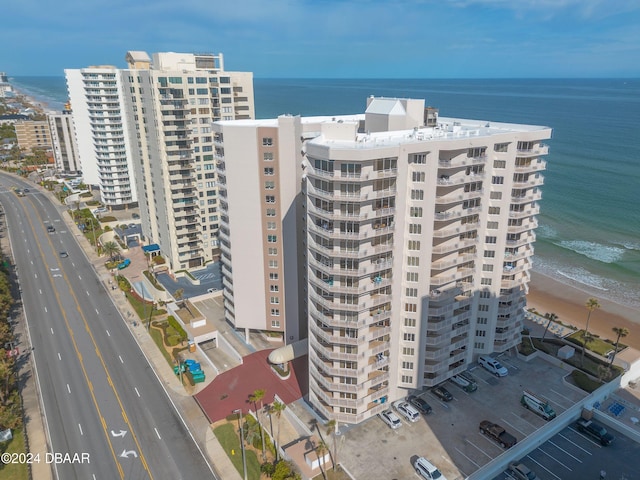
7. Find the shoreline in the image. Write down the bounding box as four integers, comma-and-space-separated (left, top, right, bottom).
527, 270, 640, 349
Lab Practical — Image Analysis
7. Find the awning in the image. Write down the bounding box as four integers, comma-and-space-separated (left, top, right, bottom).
142, 244, 160, 253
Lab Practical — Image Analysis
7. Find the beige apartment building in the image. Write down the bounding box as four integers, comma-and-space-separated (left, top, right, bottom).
122, 51, 254, 270
216, 97, 551, 425
15, 120, 52, 152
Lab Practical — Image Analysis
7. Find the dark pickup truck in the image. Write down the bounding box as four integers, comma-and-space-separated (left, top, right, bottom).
479, 420, 517, 448
576, 418, 614, 446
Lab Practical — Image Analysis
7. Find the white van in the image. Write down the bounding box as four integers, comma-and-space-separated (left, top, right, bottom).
478, 355, 508, 377
414, 456, 447, 480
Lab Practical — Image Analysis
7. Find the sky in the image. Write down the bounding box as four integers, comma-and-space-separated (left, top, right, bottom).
2, 0, 639, 78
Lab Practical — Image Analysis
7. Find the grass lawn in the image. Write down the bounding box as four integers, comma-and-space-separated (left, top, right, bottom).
566, 330, 624, 356
213, 422, 261, 480
149, 324, 174, 365
0, 428, 29, 480
125, 291, 166, 319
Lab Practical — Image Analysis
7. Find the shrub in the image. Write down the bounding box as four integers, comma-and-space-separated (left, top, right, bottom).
116, 275, 131, 291
153, 255, 166, 265
100, 216, 117, 222
167, 315, 188, 341
571, 370, 602, 393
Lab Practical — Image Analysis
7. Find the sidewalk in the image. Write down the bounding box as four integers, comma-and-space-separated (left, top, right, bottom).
18, 181, 242, 480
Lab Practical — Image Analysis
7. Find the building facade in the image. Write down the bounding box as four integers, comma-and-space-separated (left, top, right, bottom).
121, 51, 255, 270
47, 106, 81, 173
65, 66, 137, 208
216, 97, 551, 425
14, 120, 52, 151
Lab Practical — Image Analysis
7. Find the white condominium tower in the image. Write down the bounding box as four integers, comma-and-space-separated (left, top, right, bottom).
122, 51, 254, 270
65, 66, 137, 207
217, 97, 551, 425
47, 105, 81, 173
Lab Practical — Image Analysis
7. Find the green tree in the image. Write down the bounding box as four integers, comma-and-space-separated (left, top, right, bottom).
249, 389, 267, 461
609, 327, 629, 368
325, 419, 338, 471
102, 241, 120, 261
541, 312, 558, 343
315, 439, 328, 480
244, 420, 262, 448
271, 400, 286, 461
581, 298, 601, 366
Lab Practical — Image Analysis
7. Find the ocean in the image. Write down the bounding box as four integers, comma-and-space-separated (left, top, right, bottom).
9, 76, 640, 309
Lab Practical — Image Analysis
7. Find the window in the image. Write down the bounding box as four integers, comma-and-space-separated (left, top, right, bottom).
478, 304, 489, 312
270, 309, 280, 316
269, 273, 279, 280
403, 333, 415, 342
264, 152, 274, 161
402, 347, 415, 355
412, 171, 425, 182
267, 222, 277, 230
404, 317, 416, 327
264, 167, 274, 176
409, 224, 422, 234
488, 207, 501, 215
480, 291, 491, 298
411, 189, 424, 200
402, 361, 414, 370
408, 240, 420, 250
405, 288, 418, 297
468, 147, 486, 158
482, 264, 494, 272
485, 236, 497, 244
266, 208, 276, 217
268, 247, 278, 255
401, 375, 413, 383
493, 160, 506, 169
406, 256, 420, 267
405, 303, 417, 313
492, 176, 504, 185
406, 272, 419, 282
411, 153, 427, 164
476, 330, 486, 337
410, 207, 423, 218
490, 191, 502, 200
262, 138, 273, 146
268, 260, 278, 268
484, 250, 495, 258
477, 317, 488, 324
270, 296, 280, 304
270, 284, 279, 292
494, 143, 509, 152
267, 235, 277, 243
265, 195, 276, 203
265, 181, 275, 190
481, 278, 492, 285
487, 221, 499, 229
474, 342, 485, 349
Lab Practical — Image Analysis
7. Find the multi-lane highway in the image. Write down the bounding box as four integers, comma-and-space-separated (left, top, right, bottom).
1, 173, 217, 480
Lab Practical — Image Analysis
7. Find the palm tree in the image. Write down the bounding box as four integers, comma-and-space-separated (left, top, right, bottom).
609, 327, 629, 368
249, 389, 267, 461
581, 331, 595, 367
315, 439, 329, 480
581, 298, 600, 366
272, 400, 286, 461
244, 420, 261, 448
325, 419, 338, 471
541, 312, 558, 343
102, 241, 120, 261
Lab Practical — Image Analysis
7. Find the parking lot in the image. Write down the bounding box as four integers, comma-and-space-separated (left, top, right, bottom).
493, 421, 640, 480
338, 353, 589, 480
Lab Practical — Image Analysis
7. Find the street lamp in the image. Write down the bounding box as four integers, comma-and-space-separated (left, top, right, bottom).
233, 409, 248, 480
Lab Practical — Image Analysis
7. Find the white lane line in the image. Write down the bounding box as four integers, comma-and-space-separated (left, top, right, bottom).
119, 355, 124, 364
527, 454, 562, 480
39, 289, 42, 294
548, 440, 583, 463
58, 353, 61, 361
78, 424, 83, 436
106, 330, 110, 337
441, 454, 468, 478
455, 447, 480, 468
67, 384, 71, 394
86, 290, 90, 296
511, 412, 538, 430
78, 275, 82, 280
537, 447, 573, 471
134, 387, 141, 397
466, 439, 493, 459
154, 428, 161, 440
30, 260, 33, 265
93, 475, 96, 480
51, 328, 54, 335
500, 418, 528, 436
44, 307, 48, 313
71, 262, 75, 267
549, 388, 575, 406
34, 273, 37, 279
96, 308, 99, 315
558, 433, 593, 454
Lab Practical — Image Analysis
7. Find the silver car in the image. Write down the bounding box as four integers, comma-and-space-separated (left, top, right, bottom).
508, 462, 538, 480
378, 409, 402, 429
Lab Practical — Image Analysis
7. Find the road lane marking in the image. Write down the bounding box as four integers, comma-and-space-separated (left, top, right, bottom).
111, 430, 127, 438
79, 275, 82, 280
34, 273, 37, 278
95, 308, 99, 315
58, 353, 61, 361
51, 328, 54, 335
558, 433, 593, 454
548, 440, 583, 463
67, 384, 71, 394
119, 355, 124, 364
154, 428, 161, 440
30, 260, 33, 265
39, 289, 42, 294
537, 447, 573, 471
44, 307, 47, 313
510, 412, 538, 430
134, 388, 140, 398
106, 330, 110, 337
79, 423, 84, 435
86, 290, 90, 296
466, 439, 493, 459
500, 418, 528, 436
455, 447, 480, 468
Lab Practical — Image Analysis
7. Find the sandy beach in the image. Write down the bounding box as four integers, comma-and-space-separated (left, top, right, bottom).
527, 270, 639, 349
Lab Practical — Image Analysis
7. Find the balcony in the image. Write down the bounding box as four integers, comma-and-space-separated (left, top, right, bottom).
505, 233, 536, 248
309, 337, 359, 362
310, 369, 358, 393
432, 221, 479, 239
310, 321, 364, 347
508, 204, 541, 219
507, 219, 538, 234
511, 191, 542, 204
513, 175, 544, 188
438, 154, 486, 168
370, 168, 397, 179
516, 144, 549, 157
515, 159, 547, 173
434, 206, 482, 221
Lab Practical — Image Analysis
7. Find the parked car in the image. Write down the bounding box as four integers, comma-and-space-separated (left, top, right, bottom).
47, 225, 55, 233
132, 213, 140, 219
392, 400, 420, 423
576, 418, 614, 446
92, 207, 108, 215
431, 385, 453, 402
478, 354, 509, 377
117, 258, 131, 269
378, 409, 402, 429
207, 288, 217, 293
451, 374, 477, 392
407, 395, 433, 415
23, 188, 29, 193
508, 462, 538, 480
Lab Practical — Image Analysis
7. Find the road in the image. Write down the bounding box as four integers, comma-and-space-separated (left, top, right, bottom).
1, 174, 216, 479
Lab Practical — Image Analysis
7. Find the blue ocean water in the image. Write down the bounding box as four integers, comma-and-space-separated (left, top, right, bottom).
10, 76, 640, 308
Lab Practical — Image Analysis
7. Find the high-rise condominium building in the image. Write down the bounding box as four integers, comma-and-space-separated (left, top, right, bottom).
122, 51, 254, 270
65, 66, 137, 208
47, 106, 81, 173
216, 97, 551, 424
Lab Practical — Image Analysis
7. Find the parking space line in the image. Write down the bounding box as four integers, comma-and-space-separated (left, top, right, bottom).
537, 447, 573, 471
466, 439, 493, 459
441, 455, 467, 478
548, 440, 583, 463
455, 447, 480, 468
527, 454, 562, 480
549, 388, 576, 407
510, 412, 538, 430
568, 426, 604, 448
500, 418, 528, 436
557, 433, 593, 454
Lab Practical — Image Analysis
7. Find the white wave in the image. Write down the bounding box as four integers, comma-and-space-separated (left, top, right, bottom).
554, 240, 625, 264
614, 241, 640, 251
535, 223, 558, 239
555, 269, 609, 291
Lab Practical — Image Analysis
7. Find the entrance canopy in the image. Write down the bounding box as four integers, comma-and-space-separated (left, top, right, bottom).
142, 244, 160, 253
